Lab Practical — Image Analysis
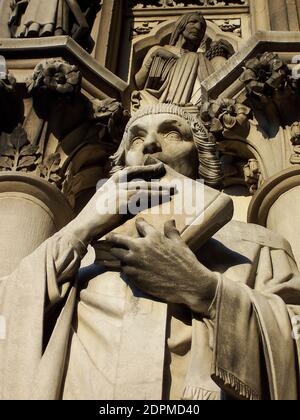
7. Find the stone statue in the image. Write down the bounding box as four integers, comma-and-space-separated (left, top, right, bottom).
134, 12, 214, 107
0, 104, 300, 400
8, 0, 100, 52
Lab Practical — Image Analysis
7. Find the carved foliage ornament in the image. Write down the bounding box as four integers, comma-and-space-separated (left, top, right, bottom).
91, 98, 131, 145
0, 125, 40, 172
27, 60, 82, 95
243, 159, 261, 194
201, 98, 251, 140
240, 52, 294, 97
129, 0, 248, 8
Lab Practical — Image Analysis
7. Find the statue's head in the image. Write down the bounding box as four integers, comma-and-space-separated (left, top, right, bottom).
170, 12, 207, 48
111, 104, 222, 187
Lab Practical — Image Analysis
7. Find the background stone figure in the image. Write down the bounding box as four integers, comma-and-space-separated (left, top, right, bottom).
0, 0, 14, 38
8, 0, 101, 52
135, 12, 214, 107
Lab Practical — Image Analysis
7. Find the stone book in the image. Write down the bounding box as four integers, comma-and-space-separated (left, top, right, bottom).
94, 163, 233, 265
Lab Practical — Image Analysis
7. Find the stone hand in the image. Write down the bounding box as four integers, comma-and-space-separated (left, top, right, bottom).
106, 218, 219, 316
66, 163, 175, 245
145, 48, 177, 69
152, 48, 178, 60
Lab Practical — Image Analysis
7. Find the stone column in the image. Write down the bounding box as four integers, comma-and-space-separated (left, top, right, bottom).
297, 0, 300, 21
248, 168, 300, 267
0, 173, 73, 277
95, 0, 124, 73
286, 0, 300, 31
251, 0, 271, 32
268, 0, 290, 30
0, 0, 12, 38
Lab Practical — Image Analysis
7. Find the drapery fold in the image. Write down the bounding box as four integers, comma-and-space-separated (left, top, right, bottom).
0, 221, 300, 400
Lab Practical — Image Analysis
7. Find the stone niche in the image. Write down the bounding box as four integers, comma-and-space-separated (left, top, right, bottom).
117, 0, 251, 84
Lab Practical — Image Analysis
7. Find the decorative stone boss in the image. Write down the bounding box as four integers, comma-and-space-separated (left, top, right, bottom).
0, 104, 300, 400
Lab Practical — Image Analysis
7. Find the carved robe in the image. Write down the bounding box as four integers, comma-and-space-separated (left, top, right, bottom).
0, 217, 300, 400
15, 0, 69, 38
0, 0, 12, 38
138, 46, 214, 107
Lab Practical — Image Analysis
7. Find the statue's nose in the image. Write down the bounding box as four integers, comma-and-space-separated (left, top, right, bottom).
143, 134, 162, 155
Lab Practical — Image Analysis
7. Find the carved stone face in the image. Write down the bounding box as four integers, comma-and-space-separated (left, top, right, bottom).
182, 14, 205, 44
125, 113, 199, 179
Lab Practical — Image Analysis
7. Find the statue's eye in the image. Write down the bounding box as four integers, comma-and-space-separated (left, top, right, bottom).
130, 137, 144, 150
164, 131, 182, 142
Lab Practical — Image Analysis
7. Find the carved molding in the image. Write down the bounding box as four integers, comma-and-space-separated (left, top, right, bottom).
129, 1, 248, 9
0, 37, 128, 100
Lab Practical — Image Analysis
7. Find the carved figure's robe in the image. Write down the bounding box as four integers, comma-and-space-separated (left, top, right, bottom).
0, 220, 300, 400
15, 0, 68, 38
0, 0, 13, 38
138, 46, 214, 107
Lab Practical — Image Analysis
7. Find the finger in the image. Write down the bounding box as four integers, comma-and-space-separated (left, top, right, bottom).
135, 217, 159, 238
101, 260, 122, 269
105, 233, 137, 250
93, 240, 114, 252
122, 265, 138, 279
94, 249, 117, 262
121, 163, 166, 182
164, 220, 182, 242
93, 241, 122, 263
110, 247, 132, 263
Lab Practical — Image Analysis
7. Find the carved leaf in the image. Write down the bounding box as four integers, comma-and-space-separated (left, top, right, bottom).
20, 145, 39, 157
37, 164, 48, 178
47, 153, 61, 173
18, 156, 37, 169
1, 147, 16, 157
10, 126, 28, 150
236, 114, 249, 128
0, 156, 12, 169
223, 114, 237, 130
266, 72, 285, 89
210, 102, 222, 118
240, 69, 256, 83
235, 103, 251, 116
210, 118, 224, 133
49, 173, 61, 183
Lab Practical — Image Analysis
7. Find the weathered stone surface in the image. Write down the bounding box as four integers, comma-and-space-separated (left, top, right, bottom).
1, 0, 300, 402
